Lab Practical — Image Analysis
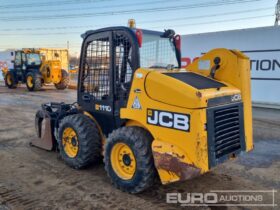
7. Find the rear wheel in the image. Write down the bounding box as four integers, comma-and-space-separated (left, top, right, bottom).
5, 72, 17, 89
104, 127, 156, 193
26, 72, 42, 91
55, 69, 69, 90
58, 114, 102, 169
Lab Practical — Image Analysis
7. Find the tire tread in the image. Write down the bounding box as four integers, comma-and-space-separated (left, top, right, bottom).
58, 114, 102, 169
104, 126, 156, 194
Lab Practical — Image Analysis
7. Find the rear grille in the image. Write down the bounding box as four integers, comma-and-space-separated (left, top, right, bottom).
207, 103, 245, 167
214, 106, 241, 158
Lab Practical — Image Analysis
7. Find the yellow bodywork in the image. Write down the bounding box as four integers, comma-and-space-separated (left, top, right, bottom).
120, 48, 253, 184
29, 48, 69, 84
1, 67, 8, 76
23, 48, 69, 71
40, 60, 62, 84
38, 48, 69, 71
187, 49, 253, 152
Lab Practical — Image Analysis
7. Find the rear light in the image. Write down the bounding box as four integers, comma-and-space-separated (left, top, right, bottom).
174, 35, 181, 51
136, 29, 143, 48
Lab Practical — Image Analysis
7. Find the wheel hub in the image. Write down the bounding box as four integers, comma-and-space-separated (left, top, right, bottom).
110, 142, 136, 180
122, 154, 131, 166
27, 76, 33, 88
62, 127, 79, 158
71, 137, 77, 146
6, 75, 12, 85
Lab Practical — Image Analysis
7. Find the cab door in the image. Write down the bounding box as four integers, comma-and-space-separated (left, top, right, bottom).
13, 51, 24, 81
78, 29, 140, 135
113, 30, 140, 126
14, 51, 22, 71
78, 31, 114, 135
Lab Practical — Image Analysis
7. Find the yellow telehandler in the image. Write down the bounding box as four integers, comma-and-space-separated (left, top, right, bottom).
32, 25, 253, 193
4, 48, 69, 91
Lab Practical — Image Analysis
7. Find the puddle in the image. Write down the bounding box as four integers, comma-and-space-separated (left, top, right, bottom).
237, 139, 280, 168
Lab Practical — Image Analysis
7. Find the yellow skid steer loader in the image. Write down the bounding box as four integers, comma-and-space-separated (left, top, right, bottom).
32, 25, 253, 193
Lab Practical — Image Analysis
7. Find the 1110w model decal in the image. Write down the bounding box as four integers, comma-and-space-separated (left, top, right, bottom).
147, 109, 190, 132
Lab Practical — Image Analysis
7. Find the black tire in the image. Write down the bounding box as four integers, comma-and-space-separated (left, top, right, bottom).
104, 127, 156, 194
58, 114, 102, 169
55, 69, 69, 90
5, 72, 17, 89
26, 72, 42, 91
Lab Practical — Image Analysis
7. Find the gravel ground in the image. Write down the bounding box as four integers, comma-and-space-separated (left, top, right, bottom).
0, 84, 279, 210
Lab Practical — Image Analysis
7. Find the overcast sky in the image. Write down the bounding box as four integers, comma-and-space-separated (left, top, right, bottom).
0, 0, 278, 56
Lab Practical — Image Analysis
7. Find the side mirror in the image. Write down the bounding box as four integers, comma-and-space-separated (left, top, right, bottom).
10, 52, 14, 56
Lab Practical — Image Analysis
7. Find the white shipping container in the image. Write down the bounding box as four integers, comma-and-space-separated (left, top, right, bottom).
181, 26, 280, 107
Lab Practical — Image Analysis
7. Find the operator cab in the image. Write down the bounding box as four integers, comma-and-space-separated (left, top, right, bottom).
14, 50, 42, 69
78, 26, 181, 134
13, 50, 42, 81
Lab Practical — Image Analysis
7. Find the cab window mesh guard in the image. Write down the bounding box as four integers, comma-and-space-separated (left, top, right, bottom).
82, 37, 110, 100
114, 33, 133, 101
140, 35, 177, 68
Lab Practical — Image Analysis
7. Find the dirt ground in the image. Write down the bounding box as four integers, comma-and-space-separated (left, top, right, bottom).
0, 84, 279, 210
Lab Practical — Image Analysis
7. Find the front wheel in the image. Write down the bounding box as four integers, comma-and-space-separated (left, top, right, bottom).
58, 114, 102, 169
26, 72, 42, 91
54, 69, 69, 90
104, 127, 156, 194
5, 72, 18, 89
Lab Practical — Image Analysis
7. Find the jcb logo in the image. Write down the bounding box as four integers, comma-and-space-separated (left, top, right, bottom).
231, 94, 242, 102
147, 109, 190, 132
95, 104, 112, 112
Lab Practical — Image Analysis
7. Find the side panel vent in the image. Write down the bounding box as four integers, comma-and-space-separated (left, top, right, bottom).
207, 103, 246, 167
